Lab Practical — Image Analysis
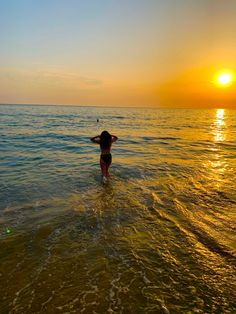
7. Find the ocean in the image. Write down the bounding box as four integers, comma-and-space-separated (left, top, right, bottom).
0, 104, 235, 313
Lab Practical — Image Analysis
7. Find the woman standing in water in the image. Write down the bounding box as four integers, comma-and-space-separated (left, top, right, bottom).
91, 130, 118, 181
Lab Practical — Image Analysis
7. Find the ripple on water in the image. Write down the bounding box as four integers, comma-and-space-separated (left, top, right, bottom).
0, 105, 236, 313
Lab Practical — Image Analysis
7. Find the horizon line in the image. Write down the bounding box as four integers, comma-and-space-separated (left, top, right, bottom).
0, 103, 234, 110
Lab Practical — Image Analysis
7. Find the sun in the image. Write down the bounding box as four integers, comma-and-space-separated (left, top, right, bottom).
214, 70, 234, 87
218, 73, 232, 85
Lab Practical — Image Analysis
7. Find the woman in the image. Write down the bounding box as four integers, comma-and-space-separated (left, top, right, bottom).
91, 130, 118, 181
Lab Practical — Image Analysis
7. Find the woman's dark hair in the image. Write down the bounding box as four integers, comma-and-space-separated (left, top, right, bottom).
100, 130, 112, 149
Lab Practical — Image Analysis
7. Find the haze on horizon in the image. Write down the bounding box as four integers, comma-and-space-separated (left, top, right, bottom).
0, 0, 236, 108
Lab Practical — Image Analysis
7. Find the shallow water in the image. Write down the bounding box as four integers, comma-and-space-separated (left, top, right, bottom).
0, 104, 235, 313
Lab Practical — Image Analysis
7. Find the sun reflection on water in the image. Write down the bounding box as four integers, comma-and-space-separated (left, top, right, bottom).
214, 109, 225, 142
208, 109, 228, 189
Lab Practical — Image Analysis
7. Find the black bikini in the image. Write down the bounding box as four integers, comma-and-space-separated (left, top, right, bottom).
100, 153, 112, 164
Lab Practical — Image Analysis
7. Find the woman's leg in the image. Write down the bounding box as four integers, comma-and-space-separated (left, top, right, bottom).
100, 159, 107, 177
105, 161, 111, 177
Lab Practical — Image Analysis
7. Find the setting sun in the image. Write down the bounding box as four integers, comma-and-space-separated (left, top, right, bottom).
218, 73, 232, 85
215, 71, 234, 87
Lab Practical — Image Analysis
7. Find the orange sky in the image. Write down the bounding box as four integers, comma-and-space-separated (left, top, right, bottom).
0, 1, 236, 108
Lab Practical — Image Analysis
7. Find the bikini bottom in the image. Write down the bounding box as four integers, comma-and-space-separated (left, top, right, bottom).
100, 153, 112, 164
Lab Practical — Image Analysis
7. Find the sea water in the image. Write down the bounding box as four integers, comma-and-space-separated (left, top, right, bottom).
0, 104, 235, 313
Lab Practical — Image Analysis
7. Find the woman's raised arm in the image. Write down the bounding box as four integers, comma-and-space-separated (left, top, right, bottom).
111, 135, 118, 142
90, 135, 100, 144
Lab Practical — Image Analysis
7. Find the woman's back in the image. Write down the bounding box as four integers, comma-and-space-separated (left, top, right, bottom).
100, 131, 112, 154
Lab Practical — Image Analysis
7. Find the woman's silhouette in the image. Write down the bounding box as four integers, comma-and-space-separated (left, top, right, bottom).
91, 131, 118, 181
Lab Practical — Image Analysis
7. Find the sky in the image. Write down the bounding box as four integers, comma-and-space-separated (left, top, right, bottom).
0, 0, 236, 108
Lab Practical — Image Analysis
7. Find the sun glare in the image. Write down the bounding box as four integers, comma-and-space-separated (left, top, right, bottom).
214, 70, 234, 87
218, 73, 232, 85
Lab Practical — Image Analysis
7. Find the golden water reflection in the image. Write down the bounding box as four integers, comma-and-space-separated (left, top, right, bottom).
214, 109, 225, 142
209, 109, 227, 189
